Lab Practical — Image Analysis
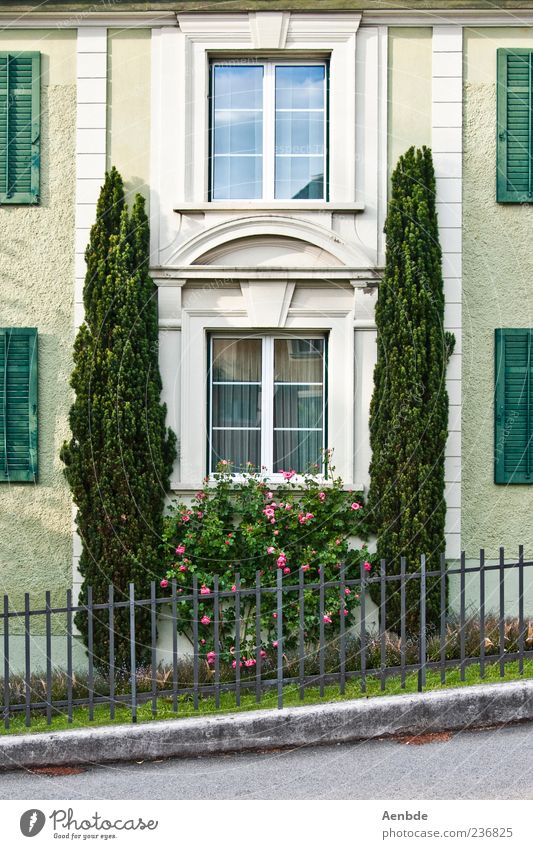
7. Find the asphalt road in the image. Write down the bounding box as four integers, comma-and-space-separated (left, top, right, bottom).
1, 723, 532, 800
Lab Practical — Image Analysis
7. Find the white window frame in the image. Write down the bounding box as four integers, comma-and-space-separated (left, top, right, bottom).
209, 59, 328, 202
208, 332, 327, 478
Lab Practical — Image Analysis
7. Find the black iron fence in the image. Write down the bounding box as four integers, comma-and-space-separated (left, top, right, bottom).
2, 546, 533, 729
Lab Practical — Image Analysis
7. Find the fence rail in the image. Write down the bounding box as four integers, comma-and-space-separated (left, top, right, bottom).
1, 546, 533, 729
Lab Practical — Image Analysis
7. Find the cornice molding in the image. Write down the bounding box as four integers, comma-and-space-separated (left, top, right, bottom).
0, 11, 176, 27
361, 9, 533, 25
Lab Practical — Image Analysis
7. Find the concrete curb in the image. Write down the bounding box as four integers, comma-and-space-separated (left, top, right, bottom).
1, 679, 533, 770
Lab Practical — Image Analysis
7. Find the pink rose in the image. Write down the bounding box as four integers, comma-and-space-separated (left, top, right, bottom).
231, 585, 236, 592
267, 492, 273, 500
301, 564, 310, 572
181, 513, 190, 522
178, 564, 188, 573
175, 544, 186, 555
342, 609, 349, 617
200, 638, 206, 645
272, 640, 278, 648
351, 502, 362, 511
318, 492, 326, 502
276, 553, 287, 568
280, 469, 296, 481
260, 649, 268, 658
200, 585, 210, 595
200, 615, 211, 625
272, 612, 278, 619
283, 567, 290, 574
335, 538, 341, 545
160, 579, 169, 589
345, 587, 351, 595
273, 530, 279, 536
364, 560, 372, 572
206, 651, 216, 665
244, 658, 256, 667
267, 546, 276, 555
197, 511, 203, 519
323, 615, 332, 625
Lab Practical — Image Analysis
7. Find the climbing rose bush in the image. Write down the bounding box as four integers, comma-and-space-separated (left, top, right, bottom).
161, 458, 371, 668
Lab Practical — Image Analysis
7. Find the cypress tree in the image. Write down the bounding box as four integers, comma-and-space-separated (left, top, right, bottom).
61, 170, 176, 668
367, 147, 454, 630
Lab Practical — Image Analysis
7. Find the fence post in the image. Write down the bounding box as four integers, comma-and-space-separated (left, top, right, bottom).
339, 563, 346, 696
277, 569, 283, 709
45, 590, 52, 726
255, 571, 262, 704
319, 564, 325, 698
3, 595, 9, 730
400, 556, 406, 688
519, 545, 525, 675
150, 581, 157, 718
87, 585, 94, 721
360, 562, 366, 694
479, 549, 485, 679
193, 575, 199, 710
171, 578, 178, 713
234, 572, 241, 707
108, 585, 115, 720
499, 546, 505, 677
418, 555, 427, 692
214, 575, 220, 709
380, 559, 386, 692
24, 592, 31, 728
129, 582, 137, 724
440, 553, 446, 685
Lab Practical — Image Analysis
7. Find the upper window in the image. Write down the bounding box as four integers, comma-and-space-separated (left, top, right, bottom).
209, 61, 328, 201
208, 334, 327, 476
497, 49, 533, 203
0, 52, 40, 205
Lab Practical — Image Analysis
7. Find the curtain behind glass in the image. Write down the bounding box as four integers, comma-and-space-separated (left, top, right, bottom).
210, 338, 262, 471
273, 338, 324, 472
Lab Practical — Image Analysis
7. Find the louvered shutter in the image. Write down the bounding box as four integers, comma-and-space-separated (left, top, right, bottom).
0, 52, 40, 205
496, 49, 533, 203
0, 328, 38, 483
495, 329, 533, 483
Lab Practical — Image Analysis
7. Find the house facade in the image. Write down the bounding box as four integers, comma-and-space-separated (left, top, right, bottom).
1, 0, 533, 624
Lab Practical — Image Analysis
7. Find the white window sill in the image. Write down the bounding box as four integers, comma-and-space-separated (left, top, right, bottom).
171, 478, 366, 493
174, 201, 365, 214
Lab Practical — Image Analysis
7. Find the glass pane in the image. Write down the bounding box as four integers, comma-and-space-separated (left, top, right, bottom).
275, 156, 324, 199
214, 111, 263, 155
213, 155, 262, 200
211, 429, 261, 472
274, 338, 324, 383
275, 66, 325, 110
212, 338, 262, 382
274, 386, 323, 429
274, 430, 322, 473
213, 65, 263, 110
275, 111, 324, 156
213, 385, 261, 428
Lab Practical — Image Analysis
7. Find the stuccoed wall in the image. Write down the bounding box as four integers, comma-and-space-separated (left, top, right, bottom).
0, 30, 76, 622
463, 28, 533, 562
107, 28, 151, 204
388, 28, 432, 173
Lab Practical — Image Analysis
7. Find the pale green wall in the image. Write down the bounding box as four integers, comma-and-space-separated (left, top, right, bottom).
388, 28, 432, 173
107, 29, 151, 203
0, 30, 76, 618
463, 28, 533, 559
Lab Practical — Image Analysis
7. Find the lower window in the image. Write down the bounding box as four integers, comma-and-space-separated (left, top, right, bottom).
208, 334, 327, 475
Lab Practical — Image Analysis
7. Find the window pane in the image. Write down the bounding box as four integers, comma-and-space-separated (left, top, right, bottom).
275, 156, 324, 199
213, 65, 263, 110
211, 430, 261, 472
214, 111, 263, 155
274, 386, 323, 429
275, 111, 324, 156
274, 338, 324, 383
274, 430, 322, 473
213, 385, 261, 428
275, 66, 325, 110
213, 155, 262, 200
212, 338, 262, 382
211, 65, 263, 199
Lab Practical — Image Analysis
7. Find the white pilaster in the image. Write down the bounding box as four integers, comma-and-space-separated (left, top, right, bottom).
432, 25, 462, 559
73, 27, 108, 596
75, 27, 107, 329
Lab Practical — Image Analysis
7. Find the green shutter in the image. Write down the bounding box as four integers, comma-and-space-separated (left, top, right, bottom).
0, 328, 38, 483
496, 48, 533, 203
0, 52, 40, 205
495, 328, 533, 483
